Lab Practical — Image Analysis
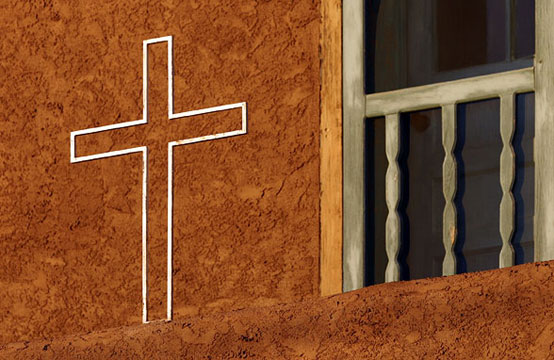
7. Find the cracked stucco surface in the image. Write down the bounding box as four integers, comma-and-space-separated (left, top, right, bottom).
2, 261, 554, 359
0, 0, 321, 343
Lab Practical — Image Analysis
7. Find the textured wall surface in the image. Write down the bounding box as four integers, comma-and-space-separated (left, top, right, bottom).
2, 261, 554, 359
0, 0, 321, 343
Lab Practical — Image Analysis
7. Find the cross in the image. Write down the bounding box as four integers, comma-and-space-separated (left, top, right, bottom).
69, 36, 248, 324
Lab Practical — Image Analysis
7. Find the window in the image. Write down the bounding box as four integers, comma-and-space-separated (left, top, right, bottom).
343, 0, 551, 291
366, 0, 534, 93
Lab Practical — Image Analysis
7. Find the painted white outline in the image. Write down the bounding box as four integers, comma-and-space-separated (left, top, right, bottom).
70, 35, 248, 323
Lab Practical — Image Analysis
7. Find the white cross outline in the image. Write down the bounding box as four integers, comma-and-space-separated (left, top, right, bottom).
69, 35, 248, 323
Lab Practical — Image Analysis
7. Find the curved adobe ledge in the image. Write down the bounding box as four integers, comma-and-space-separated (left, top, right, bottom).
1, 261, 554, 359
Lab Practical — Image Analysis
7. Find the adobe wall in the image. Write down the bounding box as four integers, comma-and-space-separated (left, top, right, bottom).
0, 0, 321, 343
3, 260, 553, 359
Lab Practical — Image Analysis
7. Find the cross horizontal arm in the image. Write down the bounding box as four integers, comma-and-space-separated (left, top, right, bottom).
170, 101, 246, 119
70, 34, 248, 325
168, 102, 248, 147
70, 119, 148, 163
143, 36, 173, 45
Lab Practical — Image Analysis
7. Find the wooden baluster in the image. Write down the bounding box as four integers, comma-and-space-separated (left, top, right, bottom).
385, 113, 401, 282
442, 104, 457, 275
499, 93, 516, 267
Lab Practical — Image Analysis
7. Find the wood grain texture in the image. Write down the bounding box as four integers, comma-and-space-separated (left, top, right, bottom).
499, 93, 516, 268
442, 104, 457, 276
534, 0, 554, 261
320, 0, 343, 296
385, 113, 401, 282
366, 68, 534, 117
342, 0, 367, 291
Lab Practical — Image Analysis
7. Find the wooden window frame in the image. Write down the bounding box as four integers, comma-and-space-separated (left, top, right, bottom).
320, 0, 343, 296
339, 0, 554, 292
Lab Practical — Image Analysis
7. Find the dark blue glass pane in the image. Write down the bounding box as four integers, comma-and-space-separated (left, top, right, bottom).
515, 0, 535, 58
400, 109, 445, 280
365, 117, 387, 285
455, 99, 503, 273
366, 0, 535, 93
513, 93, 535, 264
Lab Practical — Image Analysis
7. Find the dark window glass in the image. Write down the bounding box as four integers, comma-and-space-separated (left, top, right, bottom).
513, 93, 535, 264
366, 96, 535, 280
436, 0, 504, 71
455, 99, 503, 273
400, 109, 445, 280
515, 0, 535, 58
366, 0, 535, 93
365, 117, 387, 285
366, 110, 445, 283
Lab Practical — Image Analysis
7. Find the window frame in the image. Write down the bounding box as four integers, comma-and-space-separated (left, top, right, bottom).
342, 0, 553, 292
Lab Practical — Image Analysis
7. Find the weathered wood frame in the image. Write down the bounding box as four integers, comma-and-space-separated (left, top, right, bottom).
534, 0, 554, 261
342, 0, 366, 291
342, 0, 549, 291
320, 0, 343, 296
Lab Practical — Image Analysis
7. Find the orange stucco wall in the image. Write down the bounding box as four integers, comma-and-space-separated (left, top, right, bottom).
0, 0, 321, 343
2, 261, 553, 359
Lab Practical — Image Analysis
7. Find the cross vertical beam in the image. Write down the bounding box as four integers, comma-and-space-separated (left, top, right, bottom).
166, 101, 247, 320
70, 36, 247, 323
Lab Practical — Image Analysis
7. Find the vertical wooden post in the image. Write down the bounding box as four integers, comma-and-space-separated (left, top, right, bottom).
320, 0, 343, 296
442, 104, 457, 275
534, 0, 554, 261
499, 93, 516, 267
343, 0, 366, 291
385, 113, 401, 282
